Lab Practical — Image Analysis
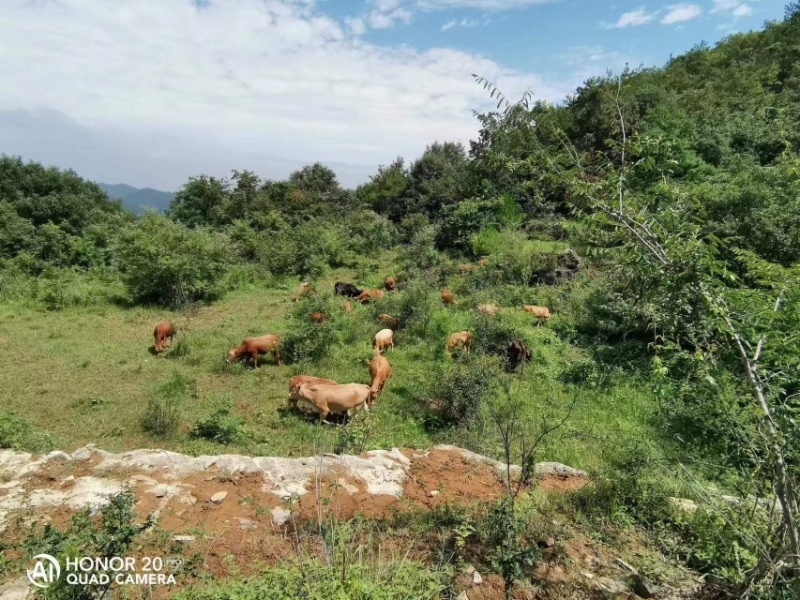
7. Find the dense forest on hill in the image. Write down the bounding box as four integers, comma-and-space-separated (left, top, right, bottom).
1, 6, 800, 598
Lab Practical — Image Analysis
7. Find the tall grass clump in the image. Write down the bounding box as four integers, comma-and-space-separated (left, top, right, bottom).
140, 372, 192, 437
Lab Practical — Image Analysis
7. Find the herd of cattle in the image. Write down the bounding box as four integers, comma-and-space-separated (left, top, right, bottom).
151, 272, 550, 425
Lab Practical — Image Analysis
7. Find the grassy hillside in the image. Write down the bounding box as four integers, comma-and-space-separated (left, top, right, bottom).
2, 10, 800, 597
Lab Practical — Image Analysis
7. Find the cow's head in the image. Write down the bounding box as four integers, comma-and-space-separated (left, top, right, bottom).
225, 348, 238, 363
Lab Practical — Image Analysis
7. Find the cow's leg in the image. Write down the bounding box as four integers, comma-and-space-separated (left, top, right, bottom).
273, 347, 282, 366
251, 351, 258, 368
390, 341, 394, 353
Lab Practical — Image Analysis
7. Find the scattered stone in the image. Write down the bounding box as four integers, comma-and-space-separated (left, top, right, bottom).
172, 535, 195, 543
45, 451, 72, 462
150, 484, 169, 498
630, 573, 658, 598
71, 446, 95, 461
429, 490, 440, 497
668, 497, 698, 513
537, 537, 555, 548
595, 577, 628, 595
456, 592, 469, 600
463, 564, 475, 575
472, 571, 482, 585
0, 577, 30, 600
238, 518, 257, 530
613, 557, 637, 574
581, 571, 594, 580
271, 506, 291, 527
179, 494, 198, 506
210, 491, 228, 504
61, 475, 75, 486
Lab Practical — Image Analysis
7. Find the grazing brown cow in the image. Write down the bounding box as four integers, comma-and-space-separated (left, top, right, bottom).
288, 375, 337, 409
367, 353, 391, 405
384, 277, 397, 291
506, 339, 532, 371
477, 303, 499, 316
310, 312, 328, 323
373, 328, 394, 354
294, 282, 314, 302
377, 313, 400, 331
441, 289, 458, 306
478, 258, 489, 267
446, 331, 473, 358
226, 334, 282, 367
289, 383, 371, 423
289, 375, 338, 393
356, 289, 385, 304
343, 301, 352, 314
523, 305, 551, 323
153, 321, 176, 354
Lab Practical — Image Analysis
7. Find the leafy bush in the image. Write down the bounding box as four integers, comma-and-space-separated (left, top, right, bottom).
434, 198, 501, 254
22, 492, 152, 600
141, 373, 193, 437
428, 356, 500, 425
175, 559, 444, 600
0, 412, 53, 452
114, 213, 231, 307
192, 400, 244, 445
260, 220, 353, 277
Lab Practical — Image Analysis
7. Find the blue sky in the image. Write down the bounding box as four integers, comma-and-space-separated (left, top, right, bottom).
0, 0, 789, 190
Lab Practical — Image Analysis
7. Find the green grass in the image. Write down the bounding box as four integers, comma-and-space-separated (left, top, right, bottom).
0, 259, 670, 472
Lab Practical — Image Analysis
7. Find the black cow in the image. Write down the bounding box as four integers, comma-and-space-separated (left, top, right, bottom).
334, 281, 362, 298
506, 339, 531, 371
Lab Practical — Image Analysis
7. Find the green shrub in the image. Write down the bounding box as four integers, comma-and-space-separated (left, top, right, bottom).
175, 559, 445, 600
141, 373, 192, 436
0, 412, 53, 452
22, 491, 152, 599
141, 397, 180, 437
427, 356, 501, 425
434, 198, 501, 254
114, 213, 231, 307
260, 220, 353, 277
192, 400, 244, 445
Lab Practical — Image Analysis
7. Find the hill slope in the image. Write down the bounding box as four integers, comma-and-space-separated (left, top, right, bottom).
97, 182, 174, 213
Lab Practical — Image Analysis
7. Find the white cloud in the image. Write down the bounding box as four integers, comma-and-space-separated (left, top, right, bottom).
345, 16, 367, 35
0, 0, 568, 188
605, 6, 656, 28
418, 0, 558, 8
367, 7, 413, 28
710, 0, 752, 17
661, 3, 702, 24
732, 4, 752, 17
710, 0, 740, 12
441, 17, 482, 30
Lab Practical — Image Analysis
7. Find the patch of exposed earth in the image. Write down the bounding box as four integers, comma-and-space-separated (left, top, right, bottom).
0, 445, 701, 599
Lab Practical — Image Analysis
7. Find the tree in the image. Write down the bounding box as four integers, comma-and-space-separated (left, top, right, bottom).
169, 175, 229, 228
408, 142, 470, 219
355, 157, 411, 221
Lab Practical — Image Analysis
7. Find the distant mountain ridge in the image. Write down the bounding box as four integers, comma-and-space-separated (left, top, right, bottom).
97, 182, 174, 214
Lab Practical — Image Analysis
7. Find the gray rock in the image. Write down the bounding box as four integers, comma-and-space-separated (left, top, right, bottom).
630, 573, 658, 598
0, 577, 30, 600
172, 535, 195, 543
472, 571, 482, 585
271, 506, 291, 527
210, 491, 228, 504
595, 577, 628, 595
45, 451, 72, 462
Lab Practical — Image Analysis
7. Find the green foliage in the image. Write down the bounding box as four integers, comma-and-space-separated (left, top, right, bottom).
175, 558, 444, 600
0, 156, 128, 272
434, 198, 501, 254
23, 492, 152, 600
140, 373, 192, 437
114, 213, 231, 307
191, 399, 244, 445
428, 356, 500, 425
0, 412, 53, 452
